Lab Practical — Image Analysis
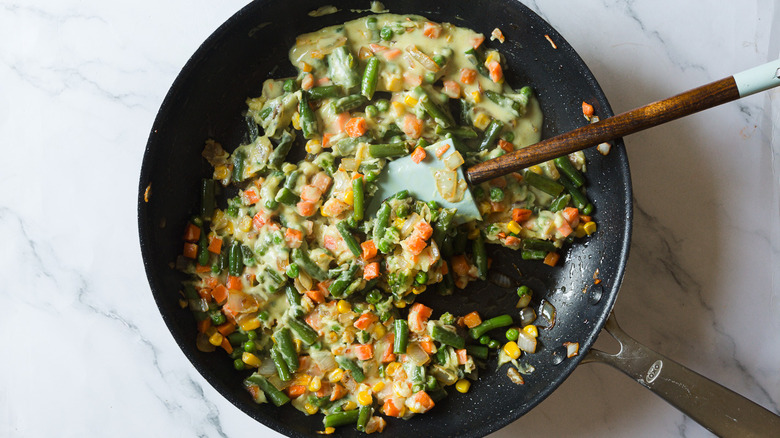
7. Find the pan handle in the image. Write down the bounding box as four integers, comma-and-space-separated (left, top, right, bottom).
582, 312, 780, 437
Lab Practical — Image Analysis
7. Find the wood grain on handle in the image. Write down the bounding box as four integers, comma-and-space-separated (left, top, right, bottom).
466, 76, 741, 185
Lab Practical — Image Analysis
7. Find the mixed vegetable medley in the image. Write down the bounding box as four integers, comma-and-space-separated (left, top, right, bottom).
178, 14, 597, 434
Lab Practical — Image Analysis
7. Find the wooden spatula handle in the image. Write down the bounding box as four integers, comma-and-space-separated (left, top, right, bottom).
467, 76, 739, 185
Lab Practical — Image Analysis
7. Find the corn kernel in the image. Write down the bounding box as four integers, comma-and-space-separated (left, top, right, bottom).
320, 206, 330, 217
372, 381, 386, 393
403, 94, 418, 107
473, 112, 490, 130
529, 165, 543, 175
455, 379, 471, 393
214, 165, 230, 180
523, 324, 538, 338
373, 324, 386, 339
386, 362, 401, 377
239, 215, 252, 232
292, 112, 301, 130
242, 352, 262, 368
583, 221, 597, 235
326, 332, 339, 343
337, 300, 351, 314
309, 376, 322, 392
343, 401, 358, 411
391, 101, 406, 117
478, 201, 492, 215
239, 318, 261, 331
485, 51, 500, 64
394, 300, 407, 308
304, 402, 319, 415
470, 90, 482, 104
357, 390, 373, 406
299, 61, 312, 72
208, 331, 224, 346
507, 221, 521, 235
385, 74, 403, 92
503, 341, 521, 360
306, 139, 322, 154
344, 190, 354, 206
293, 374, 312, 387
412, 285, 427, 295
323, 427, 335, 435
574, 224, 587, 238
393, 217, 405, 228
327, 368, 344, 383
294, 338, 303, 353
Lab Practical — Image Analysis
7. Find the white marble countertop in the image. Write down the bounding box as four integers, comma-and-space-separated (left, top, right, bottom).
3, 1, 778, 437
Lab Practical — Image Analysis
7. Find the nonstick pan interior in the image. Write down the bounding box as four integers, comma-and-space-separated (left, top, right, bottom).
138, 1, 632, 436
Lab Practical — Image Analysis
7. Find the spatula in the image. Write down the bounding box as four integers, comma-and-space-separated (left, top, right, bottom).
368, 59, 780, 222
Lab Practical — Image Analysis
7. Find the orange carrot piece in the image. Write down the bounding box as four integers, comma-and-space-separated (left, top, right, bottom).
211, 284, 229, 304
405, 235, 426, 255
451, 255, 470, 277
305, 289, 326, 304
330, 384, 348, 401
562, 207, 580, 224
487, 60, 503, 83
286, 385, 307, 398
284, 228, 304, 249
383, 398, 403, 417
543, 252, 560, 267
408, 303, 433, 332
220, 336, 233, 354
402, 114, 423, 139
580, 215, 592, 223
195, 263, 211, 273
490, 176, 507, 188
423, 22, 442, 38
301, 73, 314, 90
322, 133, 333, 148
323, 235, 340, 252
183, 223, 201, 242
363, 261, 380, 280
419, 338, 435, 355
382, 48, 402, 60
208, 236, 223, 254
512, 208, 533, 222
197, 318, 211, 333
183, 242, 198, 259
244, 188, 260, 205
557, 221, 573, 237
582, 101, 594, 117
345, 117, 367, 138
435, 143, 450, 157
335, 112, 351, 133
414, 221, 433, 240
456, 348, 469, 365
361, 240, 377, 260
490, 201, 505, 212
410, 146, 427, 164
462, 311, 482, 329
296, 200, 317, 217
368, 43, 387, 53
354, 343, 374, 360
227, 275, 243, 291
472, 34, 485, 49
504, 236, 521, 247
409, 391, 435, 413
381, 334, 396, 363
442, 80, 461, 99
354, 313, 378, 330
498, 139, 514, 153
216, 320, 236, 336
460, 68, 477, 85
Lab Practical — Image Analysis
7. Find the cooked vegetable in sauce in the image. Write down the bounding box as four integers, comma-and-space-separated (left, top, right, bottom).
178, 13, 597, 434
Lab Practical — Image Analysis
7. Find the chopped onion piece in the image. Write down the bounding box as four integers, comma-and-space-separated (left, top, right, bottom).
442, 150, 465, 170
507, 367, 525, 385
515, 330, 537, 353
434, 169, 457, 201
541, 300, 556, 328
563, 342, 580, 358
597, 142, 611, 155
407, 342, 431, 366
519, 307, 537, 326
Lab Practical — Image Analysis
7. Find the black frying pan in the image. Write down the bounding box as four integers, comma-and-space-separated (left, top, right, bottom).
138, 1, 763, 436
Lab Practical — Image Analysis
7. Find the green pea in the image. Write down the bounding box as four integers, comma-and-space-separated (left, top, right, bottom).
415, 271, 428, 285
490, 187, 505, 202
247, 330, 258, 340
286, 263, 300, 278
433, 54, 445, 66
375, 99, 390, 112
517, 285, 531, 297
424, 71, 436, 84
233, 359, 246, 370
427, 200, 439, 211
243, 341, 256, 352
396, 204, 409, 218
479, 335, 491, 345
258, 311, 270, 321
365, 104, 378, 118
380, 26, 393, 41
488, 340, 501, 349
505, 328, 519, 341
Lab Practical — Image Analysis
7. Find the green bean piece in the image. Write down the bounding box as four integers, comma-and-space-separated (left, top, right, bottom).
228, 241, 243, 277
228, 331, 249, 346
521, 249, 548, 260
291, 248, 327, 281
336, 221, 362, 257
582, 203, 594, 215
245, 373, 290, 406
417, 88, 455, 128
473, 232, 488, 280
368, 142, 407, 158
200, 179, 215, 219
273, 187, 296, 206
522, 238, 557, 252
393, 319, 409, 354
484, 90, 522, 117
282, 78, 297, 93
269, 345, 291, 381
332, 94, 368, 114
523, 170, 565, 196
558, 172, 589, 210
479, 119, 504, 150
432, 208, 456, 246
197, 225, 210, 266
430, 325, 466, 349
352, 178, 364, 221
273, 327, 299, 372
464, 48, 490, 77
245, 112, 260, 141
354, 405, 373, 432
549, 193, 571, 213
554, 156, 585, 188
232, 149, 245, 182
307, 85, 341, 100
327, 46, 360, 90
284, 285, 300, 307
469, 314, 514, 339
329, 264, 359, 298
323, 410, 360, 428
435, 124, 478, 139
361, 56, 380, 100
373, 202, 392, 242
466, 344, 489, 360
268, 130, 294, 170
288, 317, 320, 345
335, 356, 365, 382
298, 92, 318, 139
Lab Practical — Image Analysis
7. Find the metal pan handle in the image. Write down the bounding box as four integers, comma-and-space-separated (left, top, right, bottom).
582, 312, 780, 437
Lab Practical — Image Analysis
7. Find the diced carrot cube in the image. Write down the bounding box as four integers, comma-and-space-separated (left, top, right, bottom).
435, 143, 450, 158
405, 235, 427, 255
183, 242, 198, 259
354, 313, 378, 330
402, 114, 423, 139
582, 101, 594, 117
363, 261, 380, 280
383, 398, 403, 417
419, 338, 435, 354
408, 391, 435, 413
410, 146, 427, 164
382, 48, 402, 60
472, 34, 485, 49
208, 236, 223, 254
487, 60, 503, 83
323, 235, 340, 252
297, 200, 317, 217
442, 80, 461, 99
227, 275, 243, 291
490, 201, 505, 212
557, 221, 573, 237
361, 240, 377, 260
183, 223, 200, 242
220, 336, 233, 354
216, 320, 235, 336
336, 112, 351, 133
253, 211, 267, 230
408, 303, 433, 333
562, 206, 580, 225
330, 384, 348, 401
460, 68, 477, 85
312, 172, 332, 192
345, 117, 367, 138
286, 385, 307, 398
354, 343, 374, 361
512, 208, 533, 222
414, 221, 433, 240
543, 252, 560, 267
305, 289, 325, 304
244, 188, 260, 204
462, 311, 482, 328
300, 184, 323, 202
423, 22, 442, 38
301, 73, 314, 90
504, 236, 521, 247
456, 348, 469, 365
451, 255, 470, 277
211, 284, 229, 304
498, 139, 514, 153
